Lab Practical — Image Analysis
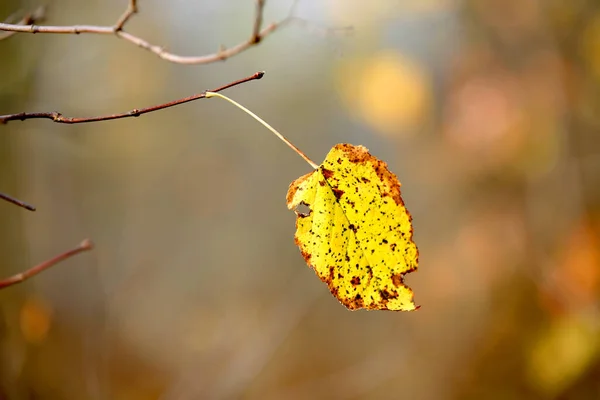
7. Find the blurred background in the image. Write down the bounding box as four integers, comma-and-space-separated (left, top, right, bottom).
1, 0, 599, 399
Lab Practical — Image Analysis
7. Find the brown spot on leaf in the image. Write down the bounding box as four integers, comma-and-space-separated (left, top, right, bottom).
361, 177, 370, 183
380, 289, 399, 300
390, 243, 397, 251
297, 243, 312, 265
286, 171, 315, 207
340, 293, 364, 310
349, 294, 364, 309
321, 168, 334, 179
332, 188, 344, 200
332, 144, 409, 212
391, 273, 403, 287
329, 285, 339, 297
350, 276, 361, 286
319, 180, 326, 186
348, 224, 358, 233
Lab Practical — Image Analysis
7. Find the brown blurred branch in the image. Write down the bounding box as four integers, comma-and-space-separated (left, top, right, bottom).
0, 71, 264, 125
0, 0, 292, 64
0, 192, 36, 211
0, 239, 93, 290
0, 6, 45, 41
113, 0, 138, 31
251, 0, 266, 43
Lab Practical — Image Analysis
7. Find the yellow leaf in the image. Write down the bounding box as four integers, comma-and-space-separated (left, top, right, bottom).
286, 144, 419, 311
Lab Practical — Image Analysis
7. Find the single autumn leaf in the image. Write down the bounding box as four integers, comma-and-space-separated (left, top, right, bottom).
203, 91, 419, 311
286, 143, 419, 311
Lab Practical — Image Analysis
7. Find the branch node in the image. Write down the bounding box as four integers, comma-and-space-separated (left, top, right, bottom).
0, 5, 47, 41
0, 0, 293, 64
113, 0, 138, 32
217, 44, 228, 60
0, 238, 94, 290
79, 238, 94, 250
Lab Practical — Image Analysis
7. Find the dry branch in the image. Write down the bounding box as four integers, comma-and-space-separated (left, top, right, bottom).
0, 71, 264, 125
0, 0, 292, 64
0, 239, 93, 290
0, 6, 45, 41
0, 192, 36, 211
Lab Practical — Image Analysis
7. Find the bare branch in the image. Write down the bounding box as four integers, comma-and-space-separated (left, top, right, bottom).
0, 239, 93, 290
289, 17, 354, 37
0, 6, 45, 41
0, 192, 36, 211
0, 1, 291, 65
0, 71, 264, 125
251, 0, 266, 44
113, 0, 138, 31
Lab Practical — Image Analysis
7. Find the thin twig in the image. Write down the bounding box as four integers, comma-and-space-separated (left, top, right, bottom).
0, 239, 93, 290
251, 0, 266, 43
0, 6, 45, 41
0, 0, 291, 65
0, 192, 36, 211
0, 71, 264, 125
290, 17, 354, 37
113, 0, 138, 31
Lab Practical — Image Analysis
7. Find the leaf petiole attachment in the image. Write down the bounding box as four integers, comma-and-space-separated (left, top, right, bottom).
205, 91, 318, 169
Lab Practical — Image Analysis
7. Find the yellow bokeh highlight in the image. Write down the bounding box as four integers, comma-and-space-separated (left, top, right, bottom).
527, 315, 599, 396
338, 51, 432, 137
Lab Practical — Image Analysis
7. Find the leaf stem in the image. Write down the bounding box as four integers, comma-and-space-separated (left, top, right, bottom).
205, 91, 318, 169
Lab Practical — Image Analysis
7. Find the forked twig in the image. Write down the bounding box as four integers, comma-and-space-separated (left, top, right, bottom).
0, 0, 292, 65
251, 0, 266, 43
113, 0, 138, 31
0, 239, 93, 290
0, 71, 264, 125
0, 6, 45, 41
